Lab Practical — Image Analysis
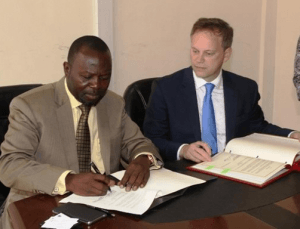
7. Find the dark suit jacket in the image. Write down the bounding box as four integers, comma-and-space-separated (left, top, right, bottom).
0, 77, 161, 229
143, 67, 292, 161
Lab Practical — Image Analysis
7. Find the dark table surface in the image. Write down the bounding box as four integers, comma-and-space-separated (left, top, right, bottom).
8, 160, 300, 229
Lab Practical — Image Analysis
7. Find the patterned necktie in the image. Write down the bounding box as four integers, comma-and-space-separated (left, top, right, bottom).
202, 83, 218, 155
76, 104, 92, 173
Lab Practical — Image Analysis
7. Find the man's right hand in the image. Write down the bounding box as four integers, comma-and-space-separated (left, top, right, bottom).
179, 141, 212, 163
65, 173, 115, 196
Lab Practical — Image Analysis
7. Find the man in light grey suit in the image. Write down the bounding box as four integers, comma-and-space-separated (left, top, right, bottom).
0, 36, 162, 228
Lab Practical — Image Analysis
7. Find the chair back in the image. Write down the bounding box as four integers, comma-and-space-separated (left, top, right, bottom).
123, 78, 158, 133
0, 84, 42, 201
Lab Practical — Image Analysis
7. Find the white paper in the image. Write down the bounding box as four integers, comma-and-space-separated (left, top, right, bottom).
60, 187, 158, 215
191, 152, 287, 185
201, 152, 285, 177
112, 168, 206, 198
60, 168, 205, 215
225, 133, 300, 164
41, 213, 78, 229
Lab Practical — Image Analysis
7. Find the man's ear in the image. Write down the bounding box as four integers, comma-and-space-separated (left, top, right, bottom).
223, 47, 232, 63
63, 62, 71, 77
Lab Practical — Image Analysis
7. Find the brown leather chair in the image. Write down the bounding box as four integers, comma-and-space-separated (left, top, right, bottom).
123, 78, 159, 133
0, 84, 42, 205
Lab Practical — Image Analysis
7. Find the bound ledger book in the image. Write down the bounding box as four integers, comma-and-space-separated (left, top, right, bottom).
188, 133, 300, 188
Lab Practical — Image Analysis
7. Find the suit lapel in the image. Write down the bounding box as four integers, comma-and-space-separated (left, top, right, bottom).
181, 67, 202, 141
54, 78, 79, 172
223, 71, 238, 143
96, 100, 111, 174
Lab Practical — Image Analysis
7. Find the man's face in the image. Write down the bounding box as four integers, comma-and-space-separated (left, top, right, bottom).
64, 46, 112, 106
190, 30, 231, 82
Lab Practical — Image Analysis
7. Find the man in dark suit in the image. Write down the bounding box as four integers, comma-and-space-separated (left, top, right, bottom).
0, 36, 162, 229
144, 18, 300, 162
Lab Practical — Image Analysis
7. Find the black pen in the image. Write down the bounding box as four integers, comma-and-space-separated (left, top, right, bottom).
198, 144, 213, 157
90, 162, 112, 193
94, 207, 116, 217
198, 145, 207, 152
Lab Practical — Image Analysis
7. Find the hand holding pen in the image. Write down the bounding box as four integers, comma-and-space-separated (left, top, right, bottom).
179, 141, 212, 163
65, 169, 115, 197
90, 162, 113, 193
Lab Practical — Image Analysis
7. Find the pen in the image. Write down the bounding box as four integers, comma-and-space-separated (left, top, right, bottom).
198, 145, 210, 154
198, 144, 214, 158
94, 207, 116, 217
198, 142, 212, 153
90, 161, 101, 174
90, 162, 112, 193
198, 145, 207, 152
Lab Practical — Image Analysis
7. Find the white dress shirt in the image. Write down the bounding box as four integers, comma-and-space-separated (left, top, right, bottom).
177, 70, 226, 159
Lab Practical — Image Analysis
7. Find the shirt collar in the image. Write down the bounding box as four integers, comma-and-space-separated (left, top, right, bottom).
193, 70, 222, 90
64, 78, 82, 109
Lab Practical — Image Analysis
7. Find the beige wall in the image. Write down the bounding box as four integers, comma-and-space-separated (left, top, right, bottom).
1, 0, 300, 130
273, 0, 300, 130
113, 0, 300, 130
0, 0, 97, 85
113, 0, 263, 94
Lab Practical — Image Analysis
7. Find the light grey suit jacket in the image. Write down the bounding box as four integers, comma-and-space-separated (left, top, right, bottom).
0, 77, 160, 228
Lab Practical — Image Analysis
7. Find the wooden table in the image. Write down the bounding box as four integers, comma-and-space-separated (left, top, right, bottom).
7, 161, 300, 228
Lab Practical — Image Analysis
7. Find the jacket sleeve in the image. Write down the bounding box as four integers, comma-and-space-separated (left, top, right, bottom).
0, 97, 67, 195
143, 81, 182, 161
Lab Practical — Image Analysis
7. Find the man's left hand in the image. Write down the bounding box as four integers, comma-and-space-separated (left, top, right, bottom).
118, 155, 151, 192
290, 131, 300, 141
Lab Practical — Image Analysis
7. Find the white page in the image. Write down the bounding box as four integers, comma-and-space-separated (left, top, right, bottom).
225, 133, 300, 164
60, 187, 158, 215
201, 152, 285, 177
60, 168, 206, 215
111, 168, 206, 198
41, 213, 78, 229
191, 152, 286, 184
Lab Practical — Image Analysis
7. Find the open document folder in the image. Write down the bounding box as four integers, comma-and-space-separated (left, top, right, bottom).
188, 133, 300, 188
60, 168, 206, 215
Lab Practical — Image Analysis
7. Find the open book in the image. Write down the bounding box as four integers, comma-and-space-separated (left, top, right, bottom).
188, 133, 300, 188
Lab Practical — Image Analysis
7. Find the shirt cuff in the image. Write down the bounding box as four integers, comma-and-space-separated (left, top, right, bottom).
288, 131, 298, 138
52, 170, 74, 195
177, 144, 188, 160
134, 152, 162, 170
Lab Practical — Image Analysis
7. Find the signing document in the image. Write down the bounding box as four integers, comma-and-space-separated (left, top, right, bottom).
188, 133, 300, 187
60, 168, 205, 214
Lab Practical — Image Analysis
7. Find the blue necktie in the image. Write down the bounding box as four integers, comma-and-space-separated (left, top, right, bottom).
202, 83, 218, 155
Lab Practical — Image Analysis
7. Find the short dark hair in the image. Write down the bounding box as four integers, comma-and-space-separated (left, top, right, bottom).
67, 35, 110, 64
191, 18, 233, 50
